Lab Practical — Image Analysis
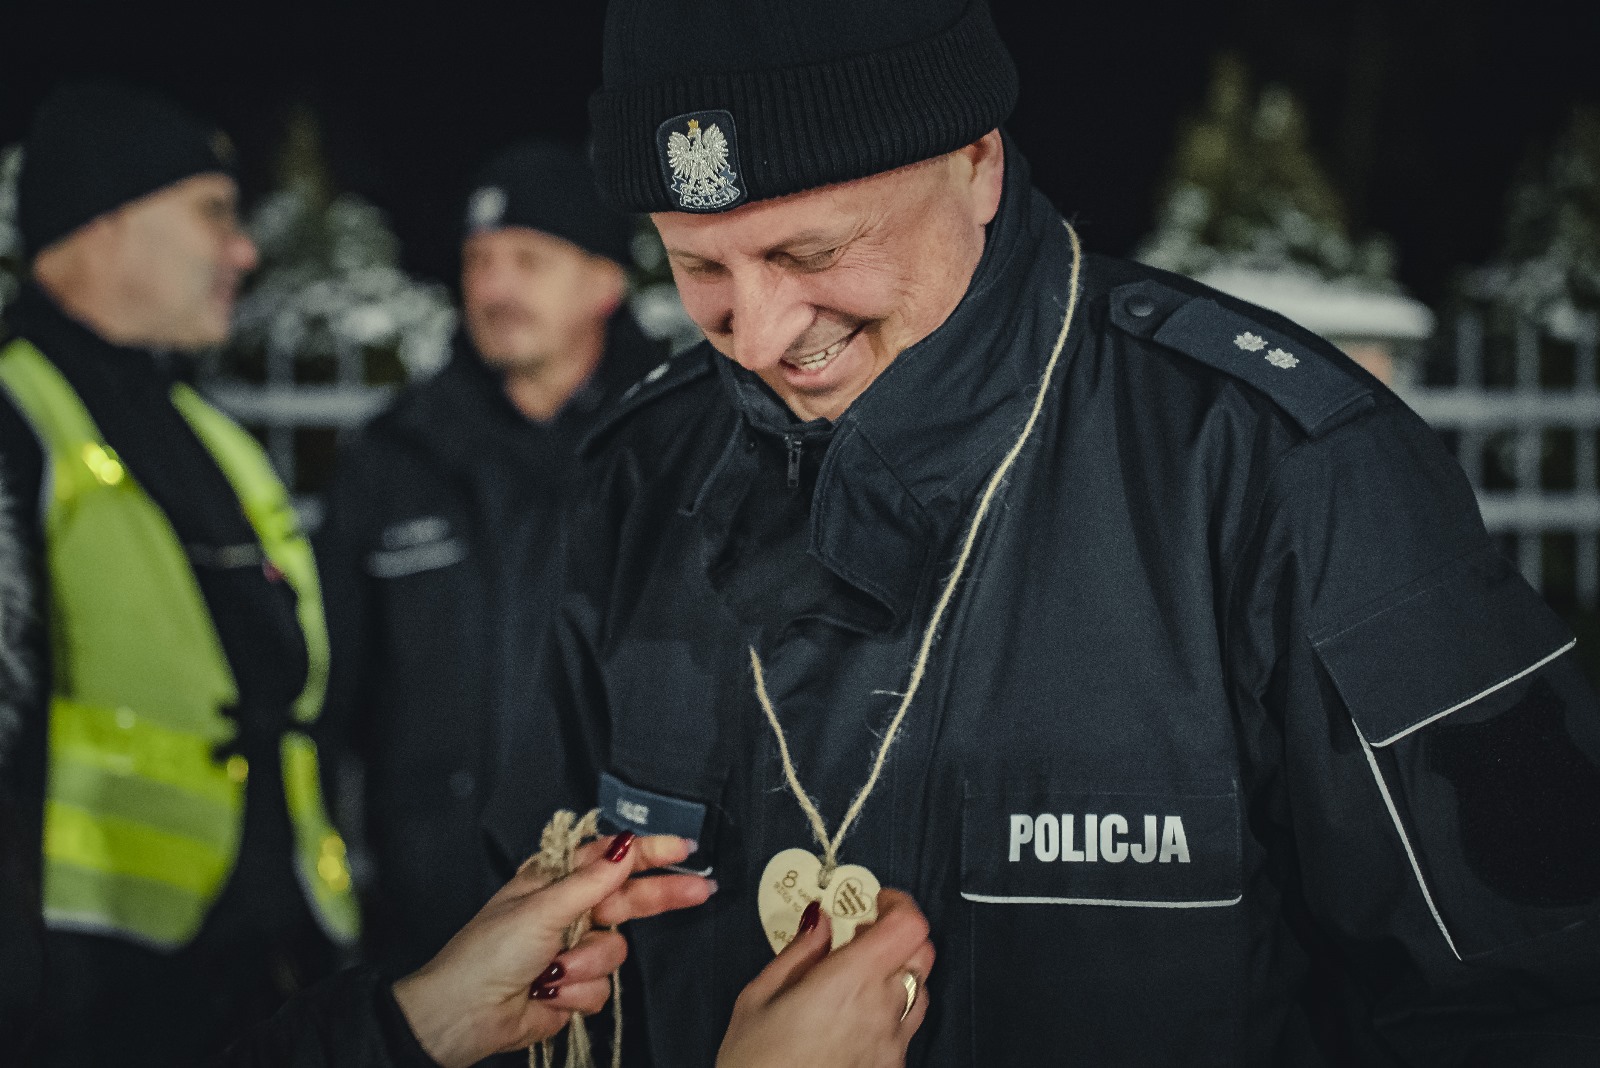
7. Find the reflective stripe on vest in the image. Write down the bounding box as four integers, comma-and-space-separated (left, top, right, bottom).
0, 339, 358, 948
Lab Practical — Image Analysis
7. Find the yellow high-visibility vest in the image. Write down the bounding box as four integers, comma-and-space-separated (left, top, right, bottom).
0, 338, 358, 949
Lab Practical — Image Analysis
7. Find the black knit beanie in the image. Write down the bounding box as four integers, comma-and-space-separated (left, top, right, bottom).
462, 140, 635, 266
18, 80, 237, 257
590, 0, 1018, 214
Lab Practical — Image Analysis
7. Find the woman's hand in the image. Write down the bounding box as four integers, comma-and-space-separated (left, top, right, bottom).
717, 888, 935, 1068
392, 832, 715, 1068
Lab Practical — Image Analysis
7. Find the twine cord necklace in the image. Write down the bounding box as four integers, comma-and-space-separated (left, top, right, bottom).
750, 221, 1084, 887
523, 809, 621, 1068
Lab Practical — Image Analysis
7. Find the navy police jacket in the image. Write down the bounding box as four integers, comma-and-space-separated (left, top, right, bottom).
484, 143, 1600, 1065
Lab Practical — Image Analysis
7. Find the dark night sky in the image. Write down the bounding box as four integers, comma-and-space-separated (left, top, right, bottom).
2, 0, 1596, 306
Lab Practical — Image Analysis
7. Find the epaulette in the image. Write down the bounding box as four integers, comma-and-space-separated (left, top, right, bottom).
580, 346, 717, 459
1107, 278, 1374, 438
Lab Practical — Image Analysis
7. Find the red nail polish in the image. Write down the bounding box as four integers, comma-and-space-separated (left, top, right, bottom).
797, 900, 821, 936
532, 984, 561, 1001
604, 831, 636, 863
534, 962, 564, 987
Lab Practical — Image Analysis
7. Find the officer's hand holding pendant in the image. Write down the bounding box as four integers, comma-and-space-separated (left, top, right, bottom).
719, 887, 935, 1068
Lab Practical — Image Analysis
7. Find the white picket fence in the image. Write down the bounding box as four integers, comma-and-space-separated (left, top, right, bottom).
1400, 310, 1600, 608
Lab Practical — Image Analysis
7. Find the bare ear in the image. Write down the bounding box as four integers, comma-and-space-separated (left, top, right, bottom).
587, 257, 628, 320
961, 129, 1005, 227
31, 216, 112, 298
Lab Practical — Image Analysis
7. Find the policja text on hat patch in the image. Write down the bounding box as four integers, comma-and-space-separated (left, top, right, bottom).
658, 110, 744, 212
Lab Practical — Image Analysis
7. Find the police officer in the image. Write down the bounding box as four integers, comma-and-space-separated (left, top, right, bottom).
317, 140, 662, 974
0, 81, 357, 1065
484, 1, 1600, 1064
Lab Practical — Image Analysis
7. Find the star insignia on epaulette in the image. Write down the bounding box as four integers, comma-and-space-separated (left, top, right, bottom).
1266, 348, 1299, 369
1234, 332, 1267, 352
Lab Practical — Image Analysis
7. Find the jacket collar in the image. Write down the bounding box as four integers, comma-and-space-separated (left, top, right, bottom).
707, 137, 1082, 625
11, 281, 173, 397
390, 310, 665, 476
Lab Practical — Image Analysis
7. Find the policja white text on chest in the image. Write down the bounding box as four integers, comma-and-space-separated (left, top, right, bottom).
1009, 813, 1192, 864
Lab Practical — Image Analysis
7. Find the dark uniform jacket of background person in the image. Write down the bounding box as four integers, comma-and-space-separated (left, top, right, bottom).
211, 964, 438, 1068
316, 314, 662, 973
1, 464, 45, 1057
0, 283, 342, 1066
483, 137, 1600, 1067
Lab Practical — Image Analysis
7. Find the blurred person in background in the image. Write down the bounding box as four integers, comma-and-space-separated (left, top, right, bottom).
317, 140, 664, 976
0, 81, 357, 1065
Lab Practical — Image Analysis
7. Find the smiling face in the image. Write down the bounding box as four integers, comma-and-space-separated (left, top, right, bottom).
652, 131, 1004, 422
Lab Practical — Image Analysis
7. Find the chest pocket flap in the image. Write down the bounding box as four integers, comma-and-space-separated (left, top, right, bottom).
365, 516, 467, 579
961, 781, 1242, 907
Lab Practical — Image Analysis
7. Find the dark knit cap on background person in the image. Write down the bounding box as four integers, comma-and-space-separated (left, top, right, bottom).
589, 0, 1018, 214
462, 140, 635, 266
18, 80, 237, 257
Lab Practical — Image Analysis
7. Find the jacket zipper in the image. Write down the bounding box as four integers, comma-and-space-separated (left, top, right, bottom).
785, 433, 803, 490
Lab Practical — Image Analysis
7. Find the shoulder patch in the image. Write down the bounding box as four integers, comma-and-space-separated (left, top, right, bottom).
580, 347, 717, 459
1108, 279, 1374, 437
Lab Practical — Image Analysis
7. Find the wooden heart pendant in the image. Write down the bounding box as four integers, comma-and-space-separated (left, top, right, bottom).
756, 847, 881, 954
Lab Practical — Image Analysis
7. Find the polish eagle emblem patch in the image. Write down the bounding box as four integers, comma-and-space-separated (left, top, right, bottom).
466, 186, 507, 232
657, 110, 744, 212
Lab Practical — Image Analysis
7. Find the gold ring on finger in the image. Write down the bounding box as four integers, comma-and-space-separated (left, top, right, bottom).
899, 971, 919, 1022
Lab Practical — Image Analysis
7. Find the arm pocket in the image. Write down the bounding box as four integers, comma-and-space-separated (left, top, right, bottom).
1312, 547, 1600, 960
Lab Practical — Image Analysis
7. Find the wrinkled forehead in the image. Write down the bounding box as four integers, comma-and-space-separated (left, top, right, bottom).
104, 173, 239, 242
651, 155, 948, 259
463, 225, 588, 260
138, 171, 239, 211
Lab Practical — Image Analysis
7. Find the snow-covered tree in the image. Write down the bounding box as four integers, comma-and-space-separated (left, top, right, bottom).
0, 145, 23, 318
1137, 55, 1432, 384
1138, 54, 1398, 289
1470, 106, 1600, 340
225, 108, 454, 382
628, 220, 703, 354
